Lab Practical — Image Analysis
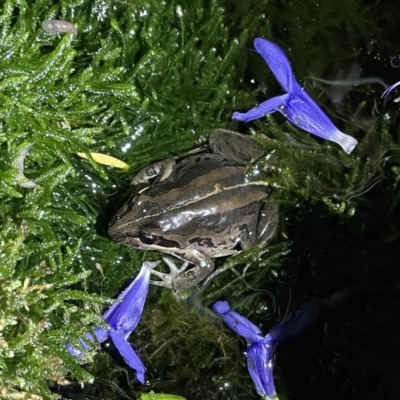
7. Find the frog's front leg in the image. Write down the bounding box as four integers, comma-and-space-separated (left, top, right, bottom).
131, 158, 176, 186
150, 251, 214, 291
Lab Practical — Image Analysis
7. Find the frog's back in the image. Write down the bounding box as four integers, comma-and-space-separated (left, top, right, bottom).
147, 154, 242, 195
138, 154, 271, 244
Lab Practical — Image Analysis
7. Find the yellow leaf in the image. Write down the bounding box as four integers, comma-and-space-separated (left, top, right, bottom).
77, 152, 129, 169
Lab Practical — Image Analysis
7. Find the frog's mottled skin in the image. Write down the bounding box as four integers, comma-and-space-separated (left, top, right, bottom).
109, 129, 279, 290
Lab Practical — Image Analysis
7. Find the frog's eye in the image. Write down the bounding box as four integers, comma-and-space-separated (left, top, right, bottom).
139, 232, 157, 245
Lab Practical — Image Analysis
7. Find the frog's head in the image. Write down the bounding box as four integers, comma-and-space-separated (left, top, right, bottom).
109, 195, 151, 249
108, 194, 181, 254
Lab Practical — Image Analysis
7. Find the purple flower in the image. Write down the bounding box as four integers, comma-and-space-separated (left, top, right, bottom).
232, 38, 358, 154
67, 260, 160, 384
213, 300, 320, 399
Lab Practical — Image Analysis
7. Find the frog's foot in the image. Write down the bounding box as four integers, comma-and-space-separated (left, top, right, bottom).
150, 258, 191, 289
150, 257, 213, 291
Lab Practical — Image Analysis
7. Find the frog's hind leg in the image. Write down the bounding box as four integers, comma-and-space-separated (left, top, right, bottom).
241, 202, 279, 249
256, 202, 279, 247
209, 129, 265, 164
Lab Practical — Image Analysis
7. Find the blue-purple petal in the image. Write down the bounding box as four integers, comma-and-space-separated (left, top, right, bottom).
232, 94, 288, 122
104, 261, 159, 336
213, 301, 263, 343
254, 38, 294, 93
79, 338, 91, 351
247, 339, 277, 398
285, 87, 358, 154
93, 326, 108, 343
66, 334, 95, 357
66, 343, 83, 357
110, 331, 146, 384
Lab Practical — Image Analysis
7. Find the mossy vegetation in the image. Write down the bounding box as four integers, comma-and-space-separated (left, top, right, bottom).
0, 0, 399, 399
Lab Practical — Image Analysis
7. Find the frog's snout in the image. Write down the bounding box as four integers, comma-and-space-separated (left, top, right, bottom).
108, 216, 123, 241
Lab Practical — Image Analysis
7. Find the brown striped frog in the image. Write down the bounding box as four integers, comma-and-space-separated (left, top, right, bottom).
108, 129, 279, 291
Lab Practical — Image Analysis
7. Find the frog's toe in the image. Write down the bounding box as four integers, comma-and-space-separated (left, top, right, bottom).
150, 257, 214, 291
162, 257, 190, 275
150, 258, 191, 290
150, 267, 174, 289
150, 276, 174, 289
